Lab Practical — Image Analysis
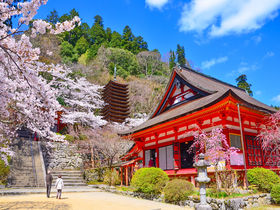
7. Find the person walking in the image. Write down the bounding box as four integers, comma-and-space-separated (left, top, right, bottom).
55, 175, 64, 199
46, 170, 53, 198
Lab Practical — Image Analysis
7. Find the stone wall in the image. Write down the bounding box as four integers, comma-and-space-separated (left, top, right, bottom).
41, 142, 83, 170
184, 193, 271, 209
90, 184, 272, 210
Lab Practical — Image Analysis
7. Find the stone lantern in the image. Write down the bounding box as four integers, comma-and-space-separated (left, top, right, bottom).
193, 153, 212, 210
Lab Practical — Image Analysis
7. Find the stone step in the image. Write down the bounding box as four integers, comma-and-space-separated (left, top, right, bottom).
51, 171, 83, 175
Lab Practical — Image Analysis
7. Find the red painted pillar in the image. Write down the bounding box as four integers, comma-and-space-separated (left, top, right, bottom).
121, 167, 123, 186
125, 166, 128, 186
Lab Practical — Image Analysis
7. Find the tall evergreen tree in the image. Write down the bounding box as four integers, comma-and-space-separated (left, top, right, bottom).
236, 74, 253, 96
169, 50, 176, 70
45, 9, 59, 24
93, 15, 104, 28
122, 25, 135, 52
106, 27, 112, 42
176, 44, 186, 66
89, 15, 106, 45
109, 31, 122, 48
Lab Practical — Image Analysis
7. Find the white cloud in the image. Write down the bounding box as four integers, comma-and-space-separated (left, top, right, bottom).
145, 0, 169, 9
255, 90, 262, 96
264, 51, 275, 58
179, 0, 280, 37
252, 35, 262, 44
201, 56, 228, 69
237, 63, 257, 73
272, 94, 280, 102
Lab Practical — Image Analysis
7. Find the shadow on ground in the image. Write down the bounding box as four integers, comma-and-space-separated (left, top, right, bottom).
0, 201, 71, 210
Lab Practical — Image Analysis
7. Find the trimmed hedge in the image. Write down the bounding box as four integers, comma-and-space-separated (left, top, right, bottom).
247, 167, 280, 192
271, 184, 280, 204
131, 167, 169, 195
163, 179, 194, 204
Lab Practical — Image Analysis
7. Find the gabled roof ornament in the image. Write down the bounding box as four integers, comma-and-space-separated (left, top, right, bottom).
176, 62, 182, 71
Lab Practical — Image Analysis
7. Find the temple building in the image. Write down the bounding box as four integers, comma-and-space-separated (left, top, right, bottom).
119, 66, 279, 186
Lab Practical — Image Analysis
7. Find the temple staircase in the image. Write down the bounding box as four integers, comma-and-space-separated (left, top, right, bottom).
9, 136, 45, 188
51, 170, 87, 187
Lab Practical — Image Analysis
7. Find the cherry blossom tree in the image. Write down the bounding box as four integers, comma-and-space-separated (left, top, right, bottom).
258, 110, 280, 166
49, 67, 107, 129
76, 125, 133, 169
0, 0, 80, 163
187, 127, 239, 191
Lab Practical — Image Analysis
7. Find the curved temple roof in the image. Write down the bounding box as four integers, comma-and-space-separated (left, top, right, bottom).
120, 66, 276, 135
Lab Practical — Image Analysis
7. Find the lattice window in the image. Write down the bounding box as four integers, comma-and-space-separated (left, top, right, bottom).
263, 147, 279, 167
245, 135, 263, 166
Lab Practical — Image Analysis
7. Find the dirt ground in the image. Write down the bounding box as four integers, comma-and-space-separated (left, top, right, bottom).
0, 191, 193, 210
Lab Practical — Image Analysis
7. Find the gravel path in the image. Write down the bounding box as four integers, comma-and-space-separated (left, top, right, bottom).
0, 191, 193, 210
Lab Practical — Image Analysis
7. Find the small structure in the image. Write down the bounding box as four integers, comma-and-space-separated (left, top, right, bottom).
119, 66, 279, 186
101, 80, 130, 123
194, 153, 211, 210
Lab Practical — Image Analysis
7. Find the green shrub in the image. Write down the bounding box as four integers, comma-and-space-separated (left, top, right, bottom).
78, 134, 88, 140
0, 159, 10, 185
247, 168, 280, 192
163, 179, 194, 204
131, 167, 169, 195
271, 184, 280, 204
84, 168, 105, 182
103, 169, 120, 186
64, 134, 75, 142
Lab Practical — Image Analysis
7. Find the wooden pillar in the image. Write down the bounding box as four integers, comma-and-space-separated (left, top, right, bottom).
125, 166, 128, 186
121, 167, 123, 186
173, 127, 180, 170
155, 133, 159, 168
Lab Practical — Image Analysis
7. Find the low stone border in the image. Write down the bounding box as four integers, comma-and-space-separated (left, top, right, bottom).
89, 184, 272, 210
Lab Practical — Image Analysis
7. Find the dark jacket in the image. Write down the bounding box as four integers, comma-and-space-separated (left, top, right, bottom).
46, 174, 53, 185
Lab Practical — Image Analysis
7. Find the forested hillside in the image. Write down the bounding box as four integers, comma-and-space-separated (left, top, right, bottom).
33, 9, 190, 116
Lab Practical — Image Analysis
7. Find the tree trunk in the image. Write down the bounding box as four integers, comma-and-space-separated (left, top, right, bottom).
215, 165, 221, 192
90, 146, 95, 168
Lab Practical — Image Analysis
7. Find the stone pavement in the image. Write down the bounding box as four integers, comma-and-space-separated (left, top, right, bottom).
0, 186, 100, 196
0, 191, 192, 210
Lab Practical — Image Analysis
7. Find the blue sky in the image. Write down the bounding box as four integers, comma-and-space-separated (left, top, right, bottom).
36, 0, 280, 107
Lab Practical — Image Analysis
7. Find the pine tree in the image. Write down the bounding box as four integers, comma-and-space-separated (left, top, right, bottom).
109, 31, 122, 48
89, 15, 106, 46
169, 50, 176, 70
236, 74, 253, 96
45, 9, 59, 24
176, 44, 186, 66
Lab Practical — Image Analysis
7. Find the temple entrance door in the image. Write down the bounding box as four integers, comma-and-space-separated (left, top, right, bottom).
180, 141, 194, 169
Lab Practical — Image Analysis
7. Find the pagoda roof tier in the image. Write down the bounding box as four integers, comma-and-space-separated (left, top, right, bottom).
101, 108, 130, 116
103, 101, 130, 109
102, 106, 130, 113
103, 94, 129, 102
103, 114, 128, 120
105, 98, 130, 105
104, 80, 129, 90
120, 66, 276, 135
103, 91, 129, 99
103, 86, 129, 95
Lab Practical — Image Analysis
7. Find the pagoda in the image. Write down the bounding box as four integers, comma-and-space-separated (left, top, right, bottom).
101, 80, 130, 123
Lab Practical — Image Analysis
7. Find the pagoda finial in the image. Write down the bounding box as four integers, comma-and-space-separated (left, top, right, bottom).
114, 65, 117, 81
